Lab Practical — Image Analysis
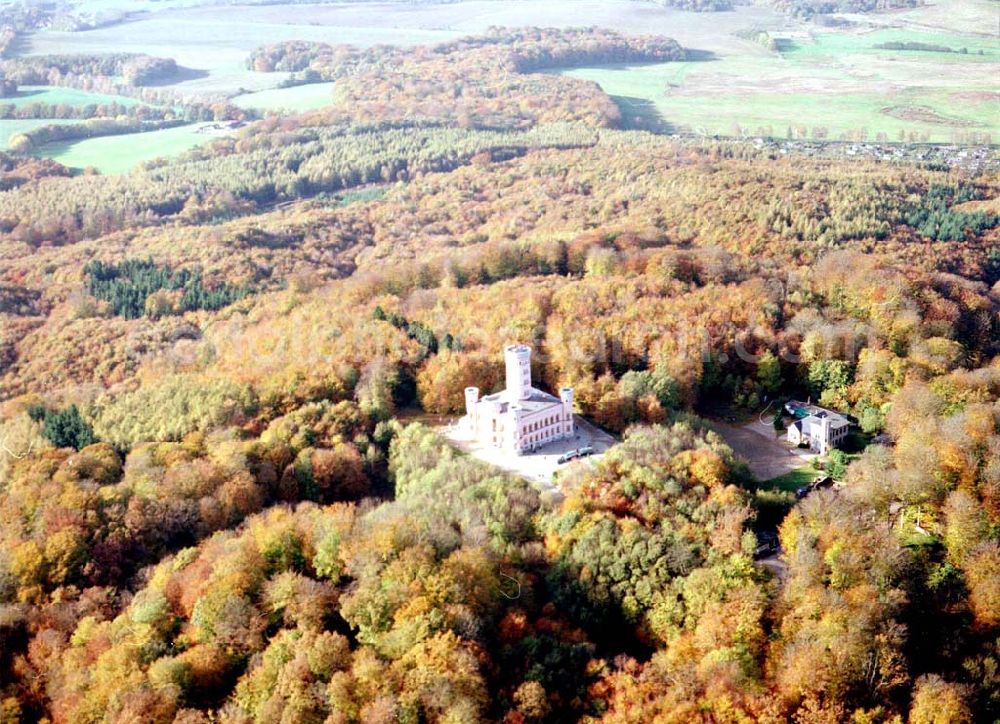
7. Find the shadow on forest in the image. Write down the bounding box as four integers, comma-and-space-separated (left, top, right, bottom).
773, 38, 799, 53
5, 33, 30, 57
142, 65, 210, 87
683, 48, 719, 62
612, 95, 675, 134
12, 88, 48, 101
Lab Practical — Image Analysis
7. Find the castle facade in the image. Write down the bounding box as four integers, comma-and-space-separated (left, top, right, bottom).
463, 345, 574, 455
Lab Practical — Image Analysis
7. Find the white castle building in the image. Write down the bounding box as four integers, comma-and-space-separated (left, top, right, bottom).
463, 345, 574, 455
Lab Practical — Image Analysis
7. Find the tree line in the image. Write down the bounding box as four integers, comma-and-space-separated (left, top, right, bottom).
0, 99, 174, 122
1, 53, 178, 87
8, 117, 187, 153
0, 121, 597, 244
769, 0, 920, 16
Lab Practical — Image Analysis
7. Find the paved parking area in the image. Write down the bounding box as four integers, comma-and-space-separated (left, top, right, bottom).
441, 411, 811, 491
710, 420, 816, 481
441, 415, 616, 501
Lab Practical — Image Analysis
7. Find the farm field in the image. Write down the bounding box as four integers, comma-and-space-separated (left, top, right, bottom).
232, 82, 337, 112
558, 59, 998, 142
48, 0, 205, 11
24, 0, 786, 53
1, 85, 140, 109
551, 17, 1000, 143
21, 6, 467, 97
786, 27, 997, 58
863, 0, 1000, 35
32, 122, 226, 174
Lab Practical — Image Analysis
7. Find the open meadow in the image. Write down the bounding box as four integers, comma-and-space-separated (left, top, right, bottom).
2, 85, 140, 109
547, 2, 999, 142
0, 84, 211, 171
0, 87, 145, 154
32, 122, 228, 173
232, 82, 337, 112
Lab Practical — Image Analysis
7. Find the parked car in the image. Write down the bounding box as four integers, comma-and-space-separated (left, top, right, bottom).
754, 531, 779, 558
557, 450, 579, 464
796, 475, 834, 499
578, 446, 594, 457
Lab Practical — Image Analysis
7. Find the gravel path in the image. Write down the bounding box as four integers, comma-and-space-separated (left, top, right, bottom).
709, 419, 816, 481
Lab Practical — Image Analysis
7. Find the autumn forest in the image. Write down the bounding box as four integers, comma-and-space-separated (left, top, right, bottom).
0, 2, 998, 723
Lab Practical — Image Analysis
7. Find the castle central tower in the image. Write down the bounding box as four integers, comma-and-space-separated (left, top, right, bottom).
504, 344, 532, 401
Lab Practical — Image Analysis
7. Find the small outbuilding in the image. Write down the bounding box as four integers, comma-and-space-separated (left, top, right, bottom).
786, 402, 850, 454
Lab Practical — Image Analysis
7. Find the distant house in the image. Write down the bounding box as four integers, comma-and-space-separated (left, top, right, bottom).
786, 401, 850, 454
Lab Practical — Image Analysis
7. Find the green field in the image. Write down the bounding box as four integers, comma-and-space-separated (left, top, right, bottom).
785, 28, 996, 59
232, 82, 337, 112
33, 122, 224, 174
553, 22, 1000, 143
0, 87, 193, 170
870, 0, 999, 36
1, 85, 141, 108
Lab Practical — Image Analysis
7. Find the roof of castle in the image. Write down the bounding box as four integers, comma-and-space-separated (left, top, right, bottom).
481, 387, 564, 413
